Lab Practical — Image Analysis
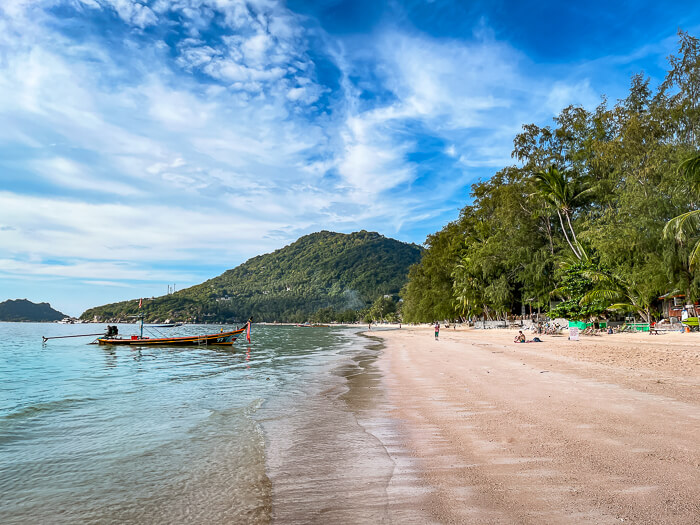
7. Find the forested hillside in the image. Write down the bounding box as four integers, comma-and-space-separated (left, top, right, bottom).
0, 299, 66, 322
81, 231, 422, 323
402, 31, 700, 323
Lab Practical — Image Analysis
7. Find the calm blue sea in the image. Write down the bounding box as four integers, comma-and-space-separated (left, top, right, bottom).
0, 322, 375, 524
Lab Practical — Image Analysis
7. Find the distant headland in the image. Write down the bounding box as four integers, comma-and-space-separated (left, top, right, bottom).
0, 299, 67, 322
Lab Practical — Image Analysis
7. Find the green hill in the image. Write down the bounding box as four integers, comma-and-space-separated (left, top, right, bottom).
0, 299, 67, 322
81, 230, 423, 323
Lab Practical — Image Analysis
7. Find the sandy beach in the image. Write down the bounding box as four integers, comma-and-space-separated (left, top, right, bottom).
363, 326, 700, 524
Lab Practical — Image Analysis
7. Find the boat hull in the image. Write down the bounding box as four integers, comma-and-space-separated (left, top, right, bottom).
97, 328, 245, 346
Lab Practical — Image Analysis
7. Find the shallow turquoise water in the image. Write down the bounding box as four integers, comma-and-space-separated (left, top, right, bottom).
0, 322, 366, 523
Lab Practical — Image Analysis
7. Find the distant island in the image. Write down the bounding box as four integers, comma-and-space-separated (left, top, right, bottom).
82, 230, 423, 323
0, 299, 67, 322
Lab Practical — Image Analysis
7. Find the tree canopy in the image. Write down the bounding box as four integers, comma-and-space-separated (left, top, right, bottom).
401, 31, 700, 323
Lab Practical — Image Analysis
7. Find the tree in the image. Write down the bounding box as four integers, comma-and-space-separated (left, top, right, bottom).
451, 255, 484, 321
581, 270, 661, 323
532, 165, 593, 259
664, 153, 700, 270
399, 31, 700, 322
549, 257, 609, 321
368, 296, 397, 322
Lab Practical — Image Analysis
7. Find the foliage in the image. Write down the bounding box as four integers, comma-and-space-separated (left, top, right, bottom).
81, 231, 422, 323
367, 295, 398, 322
401, 220, 464, 322
580, 269, 662, 323
664, 152, 700, 270
401, 32, 700, 322
549, 261, 608, 321
532, 165, 593, 258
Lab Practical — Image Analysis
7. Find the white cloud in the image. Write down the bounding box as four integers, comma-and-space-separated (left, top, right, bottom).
0, 258, 193, 283
79, 0, 158, 28
82, 280, 136, 287
545, 79, 599, 115
337, 114, 415, 194
32, 157, 141, 196
329, 28, 609, 203
0, 191, 282, 255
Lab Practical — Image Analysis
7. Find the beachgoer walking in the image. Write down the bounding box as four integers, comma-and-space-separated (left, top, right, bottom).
434, 322, 440, 340
368, 322, 372, 331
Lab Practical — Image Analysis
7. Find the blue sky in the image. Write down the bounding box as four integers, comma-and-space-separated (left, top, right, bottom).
1, 0, 699, 316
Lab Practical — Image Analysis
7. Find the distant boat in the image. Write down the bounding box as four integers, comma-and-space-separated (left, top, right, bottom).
295, 323, 330, 328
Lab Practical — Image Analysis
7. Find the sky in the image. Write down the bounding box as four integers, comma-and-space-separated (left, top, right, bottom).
1, 0, 700, 316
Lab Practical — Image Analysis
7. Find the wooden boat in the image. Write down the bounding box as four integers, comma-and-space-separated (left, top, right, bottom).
97, 327, 245, 346
96, 316, 250, 346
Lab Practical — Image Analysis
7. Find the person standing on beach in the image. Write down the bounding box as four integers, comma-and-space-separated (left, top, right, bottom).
680, 307, 689, 332
434, 322, 440, 340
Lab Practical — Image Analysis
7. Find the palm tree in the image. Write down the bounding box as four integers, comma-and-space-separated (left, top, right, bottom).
451, 256, 484, 321
664, 153, 700, 270
580, 271, 657, 323
532, 166, 593, 259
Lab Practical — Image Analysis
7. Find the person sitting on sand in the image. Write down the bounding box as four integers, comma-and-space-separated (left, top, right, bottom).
515, 332, 543, 343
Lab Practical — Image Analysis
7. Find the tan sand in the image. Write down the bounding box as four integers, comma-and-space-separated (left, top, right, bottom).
368, 326, 700, 524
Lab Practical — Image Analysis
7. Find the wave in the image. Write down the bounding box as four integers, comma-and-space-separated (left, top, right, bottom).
1, 396, 97, 422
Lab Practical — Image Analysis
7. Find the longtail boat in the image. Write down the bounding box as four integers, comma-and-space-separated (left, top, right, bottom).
96, 327, 245, 346
96, 316, 251, 346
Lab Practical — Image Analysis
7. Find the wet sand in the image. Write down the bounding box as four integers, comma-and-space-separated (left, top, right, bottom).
368, 327, 700, 524
263, 338, 436, 524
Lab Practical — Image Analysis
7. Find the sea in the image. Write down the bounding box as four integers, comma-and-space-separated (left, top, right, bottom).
0, 322, 400, 524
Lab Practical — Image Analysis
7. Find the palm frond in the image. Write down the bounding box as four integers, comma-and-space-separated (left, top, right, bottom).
664, 209, 700, 242
581, 289, 620, 304
689, 239, 700, 270
549, 286, 568, 298
573, 185, 597, 203
677, 153, 700, 186
607, 303, 637, 313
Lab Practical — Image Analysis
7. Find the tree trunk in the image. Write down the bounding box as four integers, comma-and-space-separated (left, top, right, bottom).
564, 210, 580, 248
557, 210, 581, 258
544, 215, 554, 254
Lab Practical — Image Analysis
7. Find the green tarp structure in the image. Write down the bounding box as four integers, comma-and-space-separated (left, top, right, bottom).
568, 320, 609, 330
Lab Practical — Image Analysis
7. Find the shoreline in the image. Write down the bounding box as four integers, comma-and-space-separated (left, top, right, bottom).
261, 328, 426, 523
363, 326, 700, 524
